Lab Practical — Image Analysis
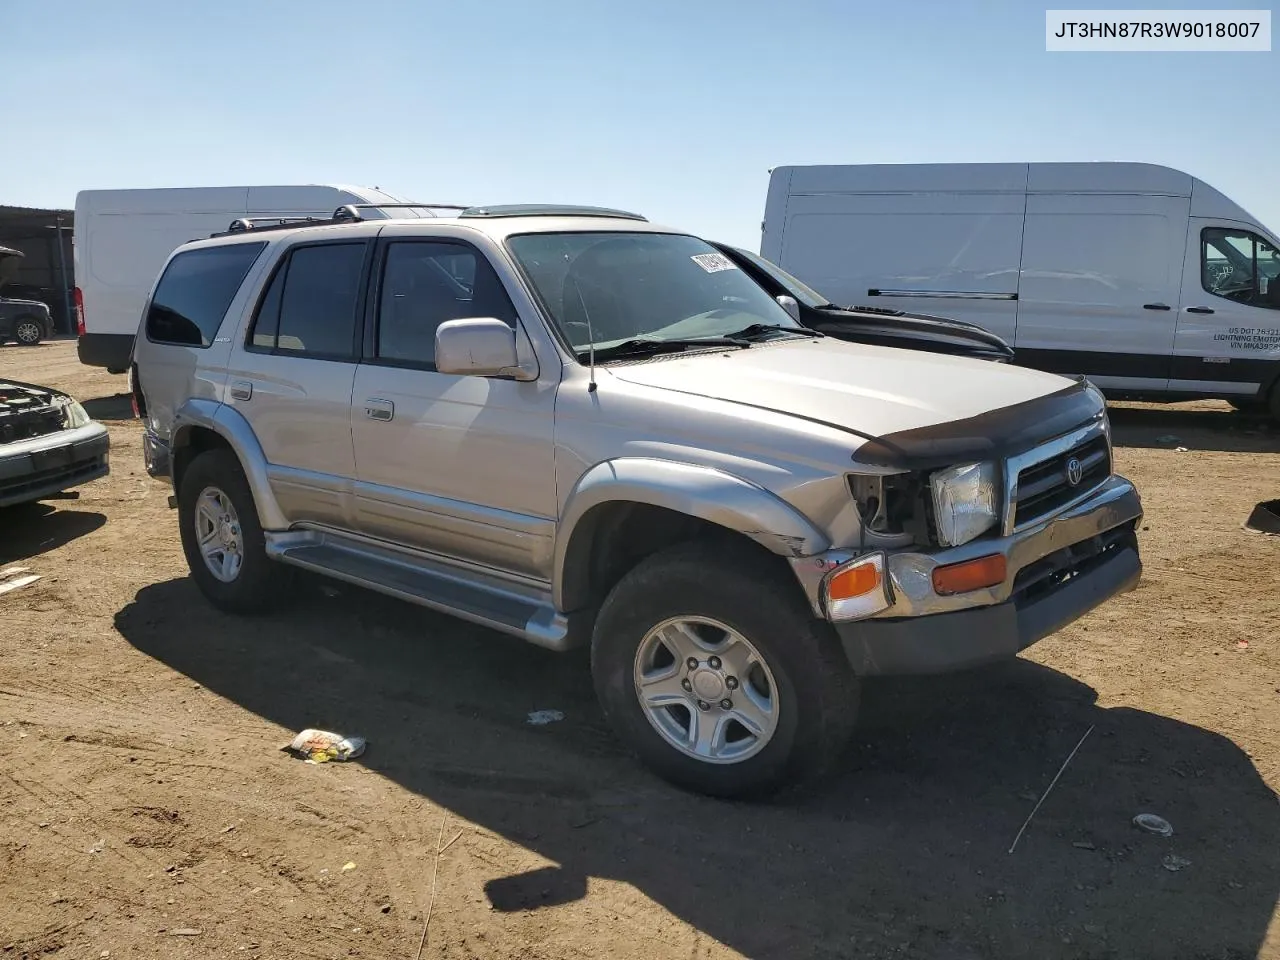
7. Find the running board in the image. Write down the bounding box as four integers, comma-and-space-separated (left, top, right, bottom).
264, 529, 572, 651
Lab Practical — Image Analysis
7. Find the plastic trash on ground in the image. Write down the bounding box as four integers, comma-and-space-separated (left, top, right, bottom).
285, 729, 367, 763
1133, 813, 1173, 837
527, 710, 565, 726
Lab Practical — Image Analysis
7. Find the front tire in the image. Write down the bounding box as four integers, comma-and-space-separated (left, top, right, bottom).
591, 541, 859, 799
13, 318, 43, 346
178, 449, 291, 613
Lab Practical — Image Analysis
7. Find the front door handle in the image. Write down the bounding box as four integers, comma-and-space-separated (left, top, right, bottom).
364, 398, 394, 422
230, 380, 253, 401
1186, 306, 1216, 315
1142, 303, 1171, 311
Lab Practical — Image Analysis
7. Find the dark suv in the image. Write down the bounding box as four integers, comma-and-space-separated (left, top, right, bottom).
0, 246, 53, 346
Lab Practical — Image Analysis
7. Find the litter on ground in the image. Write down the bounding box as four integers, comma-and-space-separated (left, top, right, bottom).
1133, 813, 1174, 837
284, 729, 367, 763
527, 710, 565, 726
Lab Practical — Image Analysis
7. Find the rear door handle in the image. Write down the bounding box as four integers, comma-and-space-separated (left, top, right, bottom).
364, 398, 394, 422
1142, 303, 1171, 311
230, 380, 253, 401
1186, 306, 1216, 314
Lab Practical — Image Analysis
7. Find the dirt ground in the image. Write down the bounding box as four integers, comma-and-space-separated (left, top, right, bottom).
2, 340, 1277, 960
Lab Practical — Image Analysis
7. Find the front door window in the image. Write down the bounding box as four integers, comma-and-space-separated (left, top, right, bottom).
1201, 228, 1280, 310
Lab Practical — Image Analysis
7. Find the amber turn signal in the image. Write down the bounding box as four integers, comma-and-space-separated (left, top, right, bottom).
931, 554, 1007, 596
827, 562, 882, 600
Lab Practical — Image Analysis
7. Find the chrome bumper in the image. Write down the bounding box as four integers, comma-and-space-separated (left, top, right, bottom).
790, 474, 1143, 621
788, 474, 1143, 676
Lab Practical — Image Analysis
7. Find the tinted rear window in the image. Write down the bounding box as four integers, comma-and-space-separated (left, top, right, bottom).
145, 243, 266, 347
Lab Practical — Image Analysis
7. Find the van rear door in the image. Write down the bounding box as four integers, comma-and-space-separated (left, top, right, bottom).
1173, 219, 1280, 399
1014, 193, 1187, 392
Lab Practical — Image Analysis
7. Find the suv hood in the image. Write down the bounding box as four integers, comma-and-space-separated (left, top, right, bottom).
607, 338, 1090, 461
0, 297, 49, 310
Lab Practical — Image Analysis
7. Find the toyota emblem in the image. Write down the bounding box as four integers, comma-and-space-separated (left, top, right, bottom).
1065, 456, 1084, 487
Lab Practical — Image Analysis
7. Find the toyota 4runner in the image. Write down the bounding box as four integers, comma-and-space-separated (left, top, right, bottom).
132, 203, 1143, 798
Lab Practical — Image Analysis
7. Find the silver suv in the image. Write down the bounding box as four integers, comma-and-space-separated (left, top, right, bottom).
132, 204, 1143, 798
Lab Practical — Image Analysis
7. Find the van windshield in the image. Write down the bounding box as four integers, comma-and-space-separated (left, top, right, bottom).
506, 232, 805, 355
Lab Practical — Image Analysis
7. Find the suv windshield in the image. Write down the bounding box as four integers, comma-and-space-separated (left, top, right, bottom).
507, 232, 806, 355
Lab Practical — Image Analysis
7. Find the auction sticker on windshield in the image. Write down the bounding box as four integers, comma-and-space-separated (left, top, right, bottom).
690, 252, 738, 273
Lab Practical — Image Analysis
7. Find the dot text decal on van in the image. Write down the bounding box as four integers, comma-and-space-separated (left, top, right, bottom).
1213, 327, 1280, 351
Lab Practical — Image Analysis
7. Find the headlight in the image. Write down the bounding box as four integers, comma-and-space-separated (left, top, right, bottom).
930, 461, 999, 546
59, 399, 92, 428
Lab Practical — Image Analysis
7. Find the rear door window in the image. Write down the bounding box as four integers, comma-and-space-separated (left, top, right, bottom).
248, 242, 368, 358
145, 242, 266, 347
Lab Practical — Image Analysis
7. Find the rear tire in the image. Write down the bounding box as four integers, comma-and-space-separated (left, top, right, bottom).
591, 540, 859, 799
178, 449, 292, 613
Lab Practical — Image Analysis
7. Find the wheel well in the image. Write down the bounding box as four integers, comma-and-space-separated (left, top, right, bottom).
172, 427, 233, 494
561, 502, 778, 612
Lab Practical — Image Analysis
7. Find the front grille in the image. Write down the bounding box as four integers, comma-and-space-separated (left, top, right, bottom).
1, 458, 104, 501
1012, 522, 1136, 601
1011, 434, 1110, 529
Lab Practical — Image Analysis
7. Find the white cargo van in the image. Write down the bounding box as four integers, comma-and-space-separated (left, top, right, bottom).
762, 163, 1280, 416
73, 184, 427, 372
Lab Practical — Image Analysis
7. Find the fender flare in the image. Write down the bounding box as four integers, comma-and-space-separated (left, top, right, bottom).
171, 399, 287, 530
554, 457, 830, 611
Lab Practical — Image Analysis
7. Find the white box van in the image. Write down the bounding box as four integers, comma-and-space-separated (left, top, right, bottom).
762, 163, 1280, 415
73, 184, 428, 372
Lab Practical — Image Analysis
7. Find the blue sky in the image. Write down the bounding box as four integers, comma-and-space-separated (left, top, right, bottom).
5, 0, 1276, 248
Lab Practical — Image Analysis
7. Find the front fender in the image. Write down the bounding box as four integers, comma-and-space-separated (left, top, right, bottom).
172, 399, 286, 530
554, 457, 831, 611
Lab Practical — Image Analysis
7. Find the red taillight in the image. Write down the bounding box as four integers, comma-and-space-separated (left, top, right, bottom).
74, 287, 86, 337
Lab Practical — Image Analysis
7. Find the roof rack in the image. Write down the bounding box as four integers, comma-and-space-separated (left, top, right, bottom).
223, 216, 330, 235
210, 201, 648, 238
458, 204, 647, 221
331, 202, 470, 222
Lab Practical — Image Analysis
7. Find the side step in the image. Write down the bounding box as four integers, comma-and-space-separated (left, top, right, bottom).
264, 530, 573, 651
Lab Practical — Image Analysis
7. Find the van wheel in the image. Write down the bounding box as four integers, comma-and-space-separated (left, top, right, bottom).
591, 540, 859, 799
178, 449, 292, 613
13, 318, 43, 345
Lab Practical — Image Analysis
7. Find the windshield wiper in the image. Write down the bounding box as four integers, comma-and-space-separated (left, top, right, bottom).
722, 323, 824, 340
580, 336, 750, 363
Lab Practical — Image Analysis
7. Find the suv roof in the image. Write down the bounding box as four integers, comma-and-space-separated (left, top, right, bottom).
185, 207, 680, 255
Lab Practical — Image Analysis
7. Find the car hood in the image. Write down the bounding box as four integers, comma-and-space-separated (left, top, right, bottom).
606, 338, 1096, 467
0, 297, 49, 310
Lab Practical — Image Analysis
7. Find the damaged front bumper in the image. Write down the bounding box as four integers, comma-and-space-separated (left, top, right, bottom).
790, 475, 1144, 675
0, 422, 110, 508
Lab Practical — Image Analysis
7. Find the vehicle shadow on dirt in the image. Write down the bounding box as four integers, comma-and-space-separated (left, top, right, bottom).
116, 577, 1280, 960
81, 393, 135, 422
1108, 404, 1279, 453
0, 502, 106, 564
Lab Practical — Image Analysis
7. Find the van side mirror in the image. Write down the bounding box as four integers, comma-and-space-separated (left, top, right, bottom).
435, 318, 534, 380
776, 295, 800, 322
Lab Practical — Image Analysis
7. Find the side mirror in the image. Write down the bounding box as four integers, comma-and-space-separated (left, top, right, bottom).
776, 294, 800, 322
435, 318, 531, 379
